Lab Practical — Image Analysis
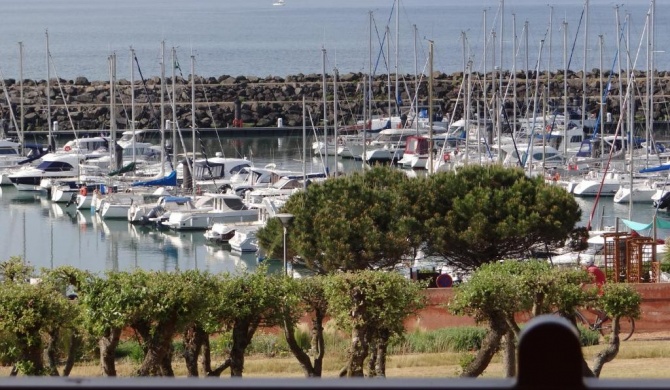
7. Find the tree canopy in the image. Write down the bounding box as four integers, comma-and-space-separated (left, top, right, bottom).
420, 165, 582, 270
257, 166, 419, 274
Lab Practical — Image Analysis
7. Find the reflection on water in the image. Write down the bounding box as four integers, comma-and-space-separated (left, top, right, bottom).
0, 135, 363, 274
0, 185, 275, 275
14, 134, 670, 273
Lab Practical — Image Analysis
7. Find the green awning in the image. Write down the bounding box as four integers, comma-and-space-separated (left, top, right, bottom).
621, 217, 670, 231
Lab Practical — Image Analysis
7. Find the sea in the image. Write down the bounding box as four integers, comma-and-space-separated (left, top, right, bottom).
0, 0, 664, 82
0, 0, 668, 274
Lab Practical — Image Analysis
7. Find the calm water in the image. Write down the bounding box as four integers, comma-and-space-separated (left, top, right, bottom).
0, 0, 663, 81
1, 133, 669, 274
0, 134, 362, 274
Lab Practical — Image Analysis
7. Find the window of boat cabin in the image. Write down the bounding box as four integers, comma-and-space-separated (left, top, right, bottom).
194, 163, 224, 179
0, 146, 19, 155
229, 163, 251, 175
36, 161, 74, 172
222, 196, 248, 211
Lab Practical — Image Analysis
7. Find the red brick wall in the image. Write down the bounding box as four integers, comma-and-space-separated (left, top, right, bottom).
402, 284, 670, 333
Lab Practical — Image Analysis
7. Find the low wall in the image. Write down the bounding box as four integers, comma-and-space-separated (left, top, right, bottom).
401, 284, 670, 333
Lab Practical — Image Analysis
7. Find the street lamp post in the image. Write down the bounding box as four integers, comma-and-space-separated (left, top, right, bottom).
276, 213, 294, 276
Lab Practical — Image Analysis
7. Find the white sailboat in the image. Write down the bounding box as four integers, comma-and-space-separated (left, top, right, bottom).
273, 0, 285, 6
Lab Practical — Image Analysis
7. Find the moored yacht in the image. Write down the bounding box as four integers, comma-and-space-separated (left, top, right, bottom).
8, 153, 83, 191
162, 193, 259, 231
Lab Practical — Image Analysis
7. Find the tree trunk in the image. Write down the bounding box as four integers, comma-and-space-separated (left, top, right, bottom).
311, 311, 325, 377
183, 323, 208, 377
592, 317, 621, 377
63, 330, 81, 377
460, 313, 505, 377
18, 332, 45, 376
201, 336, 212, 374
45, 329, 60, 376
367, 342, 377, 377
345, 324, 369, 377
227, 319, 259, 377
135, 321, 176, 377
283, 315, 317, 377
502, 330, 516, 377
99, 328, 121, 377
159, 343, 174, 377
374, 331, 389, 378
207, 358, 231, 377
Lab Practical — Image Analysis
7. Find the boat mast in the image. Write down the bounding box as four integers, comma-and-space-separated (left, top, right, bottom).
428, 40, 434, 175
483, 9, 488, 152
581, 0, 589, 131
615, 5, 623, 136
512, 14, 517, 141
303, 96, 307, 189
333, 66, 339, 177
130, 47, 136, 164
160, 41, 166, 177
109, 52, 117, 171
191, 52, 197, 192
414, 25, 419, 135
321, 47, 328, 175
171, 46, 178, 169
46, 30, 53, 152
395, 0, 399, 117
386, 26, 391, 125
18, 42, 24, 149
563, 19, 568, 157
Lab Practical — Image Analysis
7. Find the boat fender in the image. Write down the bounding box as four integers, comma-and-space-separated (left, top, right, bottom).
64, 145, 71, 152
79, 187, 87, 196
443, 153, 450, 162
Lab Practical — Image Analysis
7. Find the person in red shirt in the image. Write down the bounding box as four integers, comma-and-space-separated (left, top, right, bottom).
580, 257, 607, 323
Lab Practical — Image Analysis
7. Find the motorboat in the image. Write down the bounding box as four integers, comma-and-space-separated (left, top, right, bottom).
398, 135, 431, 170
8, 153, 83, 191
74, 183, 112, 210
229, 226, 262, 253
179, 154, 253, 193
220, 166, 324, 197
127, 194, 197, 226
244, 177, 305, 207
51, 180, 112, 204
204, 220, 265, 245
161, 193, 260, 231
572, 170, 629, 197
98, 192, 146, 219
0, 140, 48, 185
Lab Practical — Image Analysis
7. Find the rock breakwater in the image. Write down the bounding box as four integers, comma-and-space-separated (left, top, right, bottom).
0, 70, 668, 134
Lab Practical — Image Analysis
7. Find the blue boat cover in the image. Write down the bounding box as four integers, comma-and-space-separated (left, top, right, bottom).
131, 170, 177, 187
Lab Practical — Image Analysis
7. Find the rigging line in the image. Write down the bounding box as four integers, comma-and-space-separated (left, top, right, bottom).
587, 28, 647, 230
48, 53, 80, 138
307, 106, 328, 176
589, 17, 635, 141
134, 54, 160, 129
565, 5, 585, 73
200, 86, 230, 157
0, 67, 20, 135
586, 87, 630, 231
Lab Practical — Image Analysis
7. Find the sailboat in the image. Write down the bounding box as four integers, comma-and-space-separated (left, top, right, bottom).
273, 0, 285, 6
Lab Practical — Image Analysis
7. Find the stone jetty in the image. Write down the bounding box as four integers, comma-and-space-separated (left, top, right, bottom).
0, 70, 668, 135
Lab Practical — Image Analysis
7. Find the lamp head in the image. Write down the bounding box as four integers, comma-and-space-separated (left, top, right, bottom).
276, 213, 295, 228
